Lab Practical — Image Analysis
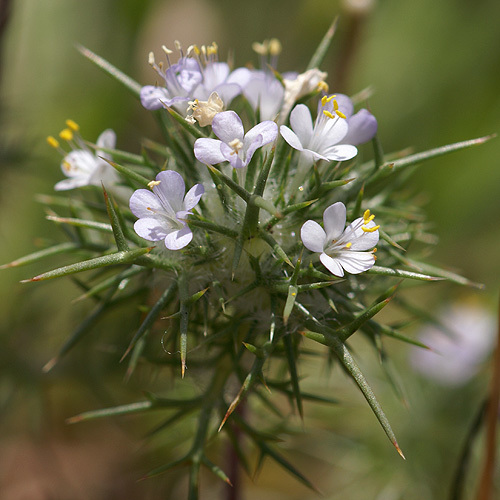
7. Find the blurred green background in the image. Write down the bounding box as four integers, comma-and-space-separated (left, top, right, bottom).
1, 0, 499, 498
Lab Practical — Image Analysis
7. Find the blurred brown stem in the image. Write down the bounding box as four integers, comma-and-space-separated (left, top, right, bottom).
475, 294, 500, 500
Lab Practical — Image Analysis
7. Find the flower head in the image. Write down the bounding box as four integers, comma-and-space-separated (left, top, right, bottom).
140, 45, 203, 112
129, 170, 204, 250
280, 95, 358, 167
48, 123, 124, 194
194, 111, 278, 169
301, 202, 379, 277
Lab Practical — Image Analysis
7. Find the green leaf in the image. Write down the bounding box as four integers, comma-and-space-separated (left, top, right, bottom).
103, 158, 151, 187
103, 187, 129, 251
77, 45, 142, 97
165, 106, 207, 139
67, 400, 154, 424
366, 265, 443, 281
46, 215, 112, 234
22, 247, 152, 282
1, 242, 80, 269
306, 16, 339, 70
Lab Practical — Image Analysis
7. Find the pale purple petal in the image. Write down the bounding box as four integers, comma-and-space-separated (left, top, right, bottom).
240, 135, 263, 167
300, 220, 326, 253
343, 109, 378, 145
289, 104, 314, 146
194, 138, 226, 165
129, 189, 164, 218
140, 86, 171, 110
134, 217, 169, 241
280, 125, 305, 152
165, 226, 193, 250
212, 111, 244, 143
96, 129, 116, 150
323, 202, 346, 241
317, 116, 349, 145
183, 183, 204, 210
202, 62, 230, 90
320, 253, 344, 277
211, 82, 241, 104
244, 121, 278, 148
153, 170, 186, 213
336, 251, 375, 274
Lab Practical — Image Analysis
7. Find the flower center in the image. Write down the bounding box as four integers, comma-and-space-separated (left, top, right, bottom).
228, 138, 244, 156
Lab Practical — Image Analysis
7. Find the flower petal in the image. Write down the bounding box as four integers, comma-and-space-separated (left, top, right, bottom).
153, 170, 186, 213
289, 104, 314, 146
344, 217, 379, 250
134, 217, 169, 241
321, 144, 358, 162
336, 251, 375, 274
280, 125, 304, 152
245, 121, 278, 148
323, 202, 346, 241
54, 177, 90, 191
129, 189, 163, 218
343, 109, 378, 145
183, 183, 204, 210
220, 142, 246, 169
212, 111, 244, 143
165, 225, 193, 250
96, 129, 116, 150
320, 253, 344, 277
140, 86, 170, 110
300, 220, 326, 253
194, 138, 226, 165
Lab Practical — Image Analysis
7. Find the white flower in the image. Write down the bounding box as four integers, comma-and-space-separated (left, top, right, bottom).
300, 202, 379, 277
280, 95, 358, 167
410, 303, 496, 386
129, 170, 204, 251
49, 125, 126, 198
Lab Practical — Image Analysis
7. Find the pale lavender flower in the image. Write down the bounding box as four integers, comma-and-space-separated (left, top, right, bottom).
280, 96, 358, 167
301, 202, 379, 277
410, 303, 496, 386
140, 50, 202, 112
194, 111, 278, 169
129, 170, 204, 250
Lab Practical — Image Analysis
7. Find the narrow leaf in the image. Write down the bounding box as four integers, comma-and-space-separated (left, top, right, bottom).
306, 16, 339, 70
1, 242, 80, 269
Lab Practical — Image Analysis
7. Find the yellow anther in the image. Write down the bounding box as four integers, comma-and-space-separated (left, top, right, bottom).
59, 128, 73, 141
373, 247, 378, 253
323, 110, 335, 119
269, 38, 282, 55
336, 110, 347, 119
345, 242, 352, 249
317, 81, 329, 92
148, 180, 161, 188
46, 136, 60, 149
362, 224, 380, 233
187, 44, 200, 56
65, 119, 79, 131
363, 209, 371, 221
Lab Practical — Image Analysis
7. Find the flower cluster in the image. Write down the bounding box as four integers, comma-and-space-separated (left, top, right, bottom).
24, 31, 486, 499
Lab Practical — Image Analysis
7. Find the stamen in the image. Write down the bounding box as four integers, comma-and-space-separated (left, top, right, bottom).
65, 119, 79, 131
148, 51, 155, 66
323, 110, 335, 119
252, 40, 268, 55
46, 136, 60, 149
363, 209, 371, 221
59, 128, 74, 141
161, 45, 173, 55
345, 242, 352, 249
317, 81, 329, 92
148, 180, 162, 188
228, 138, 243, 155
268, 38, 282, 55
62, 160, 72, 172
362, 224, 380, 233
373, 247, 377, 253
336, 110, 347, 119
